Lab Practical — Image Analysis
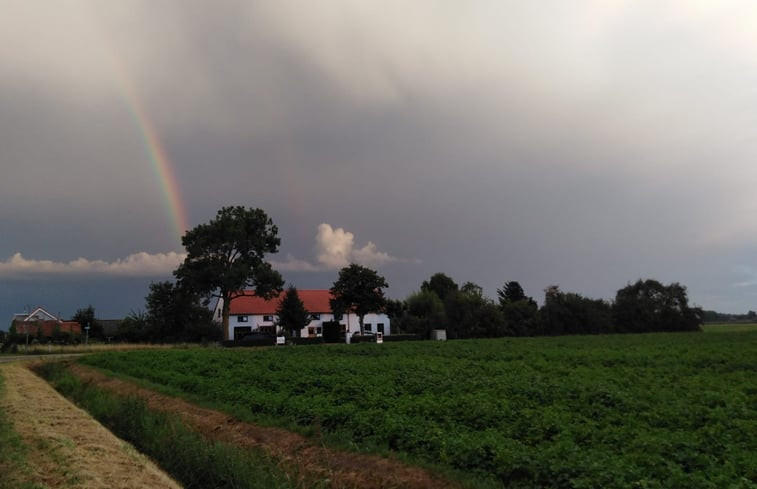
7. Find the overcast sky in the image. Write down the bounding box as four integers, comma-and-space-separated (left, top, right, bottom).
3, 1, 757, 324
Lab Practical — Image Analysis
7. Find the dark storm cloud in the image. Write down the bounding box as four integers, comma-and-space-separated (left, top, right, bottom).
2, 1, 757, 322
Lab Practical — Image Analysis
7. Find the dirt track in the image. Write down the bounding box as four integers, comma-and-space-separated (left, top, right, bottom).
0, 363, 182, 489
68, 363, 460, 489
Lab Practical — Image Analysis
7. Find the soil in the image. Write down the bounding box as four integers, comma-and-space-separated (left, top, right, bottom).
67, 363, 461, 489
0, 362, 183, 489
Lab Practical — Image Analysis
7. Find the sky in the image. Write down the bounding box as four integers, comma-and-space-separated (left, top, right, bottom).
3, 1, 757, 325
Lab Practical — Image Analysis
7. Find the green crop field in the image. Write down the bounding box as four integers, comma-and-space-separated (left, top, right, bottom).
701, 322, 757, 333
79, 331, 757, 488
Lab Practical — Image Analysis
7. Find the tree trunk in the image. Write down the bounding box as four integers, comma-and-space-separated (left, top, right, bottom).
359, 314, 364, 335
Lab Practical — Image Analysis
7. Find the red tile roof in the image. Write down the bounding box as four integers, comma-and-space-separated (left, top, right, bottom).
229, 290, 334, 315
12, 320, 81, 337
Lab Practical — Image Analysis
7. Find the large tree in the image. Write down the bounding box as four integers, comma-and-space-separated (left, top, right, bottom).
403, 290, 446, 339
276, 285, 311, 337
420, 273, 459, 302
613, 279, 702, 333
330, 263, 388, 335
497, 281, 528, 305
497, 281, 538, 336
145, 281, 217, 342
174, 206, 284, 340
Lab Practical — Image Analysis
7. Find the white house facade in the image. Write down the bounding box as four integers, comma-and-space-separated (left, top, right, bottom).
213, 290, 390, 341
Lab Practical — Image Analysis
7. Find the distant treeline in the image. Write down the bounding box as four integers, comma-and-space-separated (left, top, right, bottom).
701, 310, 757, 323
388, 275, 704, 339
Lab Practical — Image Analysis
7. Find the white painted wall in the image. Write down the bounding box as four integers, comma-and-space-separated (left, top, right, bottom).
212, 297, 391, 340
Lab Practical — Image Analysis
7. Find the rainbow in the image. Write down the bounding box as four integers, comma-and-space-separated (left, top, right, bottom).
116, 74, 190, 245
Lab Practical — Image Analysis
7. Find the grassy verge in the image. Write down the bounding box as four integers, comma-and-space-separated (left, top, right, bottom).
34, 362, 299, 489
0, 371, 43, 489
4, 342, 211, 355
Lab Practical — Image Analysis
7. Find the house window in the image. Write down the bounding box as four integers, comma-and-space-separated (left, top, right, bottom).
377, 323, 385, 334
263, 315, 273, 322
259, 325, 275, 335
364, 323, 372, 332
311, 314, 320, 320
238, 316, 248, 323
308, 327, 316, 337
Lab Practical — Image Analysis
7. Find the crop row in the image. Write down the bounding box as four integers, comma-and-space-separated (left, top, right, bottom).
80, 332, 757, 488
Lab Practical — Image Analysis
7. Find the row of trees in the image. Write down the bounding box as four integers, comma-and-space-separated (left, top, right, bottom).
4, 205, 703, 345
390, 273, 703, 339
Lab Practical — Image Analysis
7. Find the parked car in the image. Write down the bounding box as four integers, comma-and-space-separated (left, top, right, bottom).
239, 332, 276, 346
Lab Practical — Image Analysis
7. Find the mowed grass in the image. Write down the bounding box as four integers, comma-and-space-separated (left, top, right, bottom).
79, 331, 757, 488
0, 371, 38, 489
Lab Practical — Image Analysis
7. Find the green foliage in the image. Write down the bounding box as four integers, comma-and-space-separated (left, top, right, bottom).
72, 305, 103, 338
500, 300, 538, 336
116, 310, 149, 342
276, 285, 311, 337
403, 290, 446, 339
145, 281, 219, 342
79, 331, 757, 488
330, 263, 388, 334
383, 298, 406, 334
444, 287, 505, 339
421, 272, 459, 302
175, 206, 285, 337
35, 363, 294, 489
539, 286, 614, 335
498, 281, 529, 305
614, 279, 703, 333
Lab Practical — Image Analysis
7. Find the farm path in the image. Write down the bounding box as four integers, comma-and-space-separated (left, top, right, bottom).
69, 363, 461, 489
0, 362, 183, 489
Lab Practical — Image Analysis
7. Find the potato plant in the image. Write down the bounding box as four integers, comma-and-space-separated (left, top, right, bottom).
80, 332, 757, 488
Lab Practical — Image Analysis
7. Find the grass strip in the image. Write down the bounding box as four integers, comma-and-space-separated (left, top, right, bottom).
34, 362, 298, 489
0, 370, 44, 489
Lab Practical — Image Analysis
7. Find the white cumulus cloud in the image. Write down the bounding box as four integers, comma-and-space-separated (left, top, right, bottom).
0, 251, 185, 278
272, 223, 402, 272
1, 224, 406, 278
315, 223, 399, 269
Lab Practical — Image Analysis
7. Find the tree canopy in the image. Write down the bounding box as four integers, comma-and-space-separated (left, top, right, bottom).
72, 305, 103, 339
174, 206, 284, 340
421, 273, 459, 302
276, 285, 311, 337
330, 263, 388, 334
613, 279, 702, 333
498, 281, 529, 305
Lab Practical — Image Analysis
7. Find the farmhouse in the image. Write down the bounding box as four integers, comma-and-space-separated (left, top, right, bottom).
10, 307, 82, 338
213, 290, 390, 341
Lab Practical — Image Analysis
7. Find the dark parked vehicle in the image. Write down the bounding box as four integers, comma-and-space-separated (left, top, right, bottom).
239, 332, 276, 346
